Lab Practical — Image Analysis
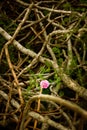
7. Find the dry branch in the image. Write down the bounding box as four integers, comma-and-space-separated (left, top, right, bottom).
0, 1, 87, 130
19, 94, 87, 129
28, 111, 70, 130
0, 90, 20, 109
0, 27, 87, 100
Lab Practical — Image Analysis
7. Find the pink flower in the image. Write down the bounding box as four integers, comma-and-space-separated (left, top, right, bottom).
40, 80, 50, 89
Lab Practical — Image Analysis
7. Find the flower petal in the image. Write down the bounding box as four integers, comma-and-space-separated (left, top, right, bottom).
40, 80, 50, 89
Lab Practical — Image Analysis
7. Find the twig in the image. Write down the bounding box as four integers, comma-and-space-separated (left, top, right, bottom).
20, 94, 87, 129
0, 27, 87, 100
0, 90, 20, 109
35, 5, 82, 17
33, 88, 42, 130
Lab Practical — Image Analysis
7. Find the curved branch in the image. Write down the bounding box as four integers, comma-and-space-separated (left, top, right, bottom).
28, 111, 70, 130
19, 94, 87, 129
0, 27, 87, 100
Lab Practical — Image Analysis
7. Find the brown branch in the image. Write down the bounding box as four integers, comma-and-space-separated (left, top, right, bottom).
19, 94, 87, 129
0, 27, 87, 101
26, 94, 87, 118
0, 3, 33, 61
23, 111, 70, 130
35, 5, 82, 17
4, 46, 23, 105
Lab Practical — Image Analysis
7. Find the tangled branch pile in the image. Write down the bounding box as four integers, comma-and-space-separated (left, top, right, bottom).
0, 0, 87, 130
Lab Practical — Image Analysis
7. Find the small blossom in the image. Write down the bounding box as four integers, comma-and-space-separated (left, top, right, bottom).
40, 80, 50, 89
